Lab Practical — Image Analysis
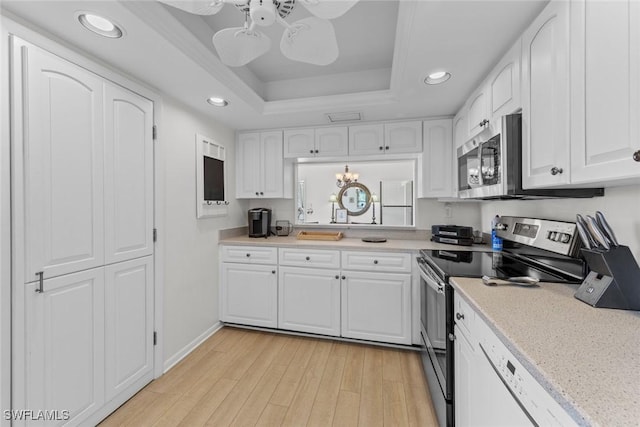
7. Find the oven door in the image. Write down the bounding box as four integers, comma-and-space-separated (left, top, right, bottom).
418, 259, 451, 400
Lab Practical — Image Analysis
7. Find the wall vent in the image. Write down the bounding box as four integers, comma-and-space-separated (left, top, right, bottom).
326, 111, 362, 123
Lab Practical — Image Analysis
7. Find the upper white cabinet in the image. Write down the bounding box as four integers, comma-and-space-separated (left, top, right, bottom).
488, 38, 522, 128
348, 121, 422, 156
419, 119, 454, 198
466, 88, 490, 138
21, 43, 105, 281
348, 123, 384, 155
453, 110, 468, 148
104, 84, 154, 264
283, 126, 348, 158
570, 0, 640, 184
236, 130, 288, 198
521, 0, 572, 188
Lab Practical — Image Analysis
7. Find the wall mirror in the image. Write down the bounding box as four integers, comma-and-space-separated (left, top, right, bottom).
296, 160, 416, 227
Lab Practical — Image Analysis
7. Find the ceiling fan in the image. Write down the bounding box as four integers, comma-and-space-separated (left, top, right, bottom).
159, 0, 359, 67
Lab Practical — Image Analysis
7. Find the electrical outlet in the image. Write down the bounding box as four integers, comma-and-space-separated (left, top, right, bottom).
444, 203, 453, 218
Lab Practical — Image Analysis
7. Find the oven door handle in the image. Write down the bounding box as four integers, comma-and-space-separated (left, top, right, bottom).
418, 260, 445, 294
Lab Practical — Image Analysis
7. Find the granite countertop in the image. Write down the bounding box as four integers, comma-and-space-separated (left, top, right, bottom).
451, 277, 640, 427
219, 234, 492, 253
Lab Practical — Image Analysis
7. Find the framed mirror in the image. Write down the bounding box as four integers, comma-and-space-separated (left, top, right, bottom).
337, 182, 371, 216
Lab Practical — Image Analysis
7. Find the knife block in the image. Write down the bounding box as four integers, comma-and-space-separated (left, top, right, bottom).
575, 246, 640, 310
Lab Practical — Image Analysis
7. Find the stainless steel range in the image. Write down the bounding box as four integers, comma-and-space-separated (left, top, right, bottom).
416, 216, 589, 427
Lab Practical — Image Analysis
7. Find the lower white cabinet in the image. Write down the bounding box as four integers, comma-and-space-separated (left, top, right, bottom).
341, 271, 412, 344
454, 324, 482, 426
221, 262, 278, 328
24, 268, 106, 426
278, 266, 340, 336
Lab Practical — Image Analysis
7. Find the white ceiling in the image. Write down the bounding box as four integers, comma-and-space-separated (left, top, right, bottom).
1, 0, 548, 131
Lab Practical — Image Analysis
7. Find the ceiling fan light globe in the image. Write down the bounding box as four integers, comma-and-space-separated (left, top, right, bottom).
250, 0, 277, 26
299, 0, 359, 19
280, 17, 339, 65
158, 0, 225, 15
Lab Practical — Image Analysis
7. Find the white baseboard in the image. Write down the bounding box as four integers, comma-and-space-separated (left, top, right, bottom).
163, 321, 223, 373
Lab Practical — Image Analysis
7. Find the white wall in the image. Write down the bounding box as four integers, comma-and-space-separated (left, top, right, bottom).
480, 185, 640, 258
161, 97, 248, 366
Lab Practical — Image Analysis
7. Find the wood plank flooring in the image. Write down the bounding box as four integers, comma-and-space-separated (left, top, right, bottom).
99, 327, 438, 427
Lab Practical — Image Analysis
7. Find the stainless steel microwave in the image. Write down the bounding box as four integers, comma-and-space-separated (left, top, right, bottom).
456, 113, 603, 199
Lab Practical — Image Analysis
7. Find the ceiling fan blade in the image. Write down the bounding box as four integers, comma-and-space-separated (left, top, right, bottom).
158, 0, 225, 15
280, 17, 338, 65
213, 27, 271, 67
298, 0, 359, 19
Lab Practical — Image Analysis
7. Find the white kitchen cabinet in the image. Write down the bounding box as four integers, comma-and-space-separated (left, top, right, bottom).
20, 41, 105, 281
384, 121, 423, 154
24, 268, 105, 427
283, 128, 315, 158
220, 262, 278, 328
221, 245, 278, 265
283, 126, 348, 158
341, 250, 412, 273
521, 0, 572, 188
104, 83, 154, 264
341, 271, 411, 344
279, 248, 340, 269
419, 119, 454, 198
488, 38, 522, 128
105, 257, 154, 402
348, 123, 385, 155
453, 110, 468, 148
454, 324, 482, 427
236, 130, 287, 198
466, 87, 491, 138
570, 0, 640, 184
278, 266, 340, 336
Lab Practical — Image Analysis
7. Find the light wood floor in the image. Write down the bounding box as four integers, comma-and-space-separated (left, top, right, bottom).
99, 327, 438, 426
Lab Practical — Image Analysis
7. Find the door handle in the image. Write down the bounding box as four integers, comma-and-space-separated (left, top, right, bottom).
35, 271, 44, 293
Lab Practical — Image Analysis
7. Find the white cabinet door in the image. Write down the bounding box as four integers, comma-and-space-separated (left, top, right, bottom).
341, 271, 411, 344
220, 263, 278, 328
384, 121, 423, 154
453, 110, 468, 148
315, 126, 348, 157
283, 128, 315, 158
466, 88, 490, 137
261, 131, 284, 198
419, 119, 453, 198
21, 42, 105, 282
348, 123, 385, 155
236, 132, 261, 198
570, 0, 640, 184
522, 0, 571, 188
489, 38, 522, 123
25, 268, 105, 426
278, 267, 340, 336
104, 84, 154, 264
105, 257, 154, 402
454, 325, 480, 427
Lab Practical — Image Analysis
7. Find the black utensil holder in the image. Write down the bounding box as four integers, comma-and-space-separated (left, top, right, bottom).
575, 246, 640, 310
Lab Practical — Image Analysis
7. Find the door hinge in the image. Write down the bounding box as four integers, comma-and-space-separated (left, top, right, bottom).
153, 331, 157, 346
152, 125, 157, 140
153, 228, 157, 242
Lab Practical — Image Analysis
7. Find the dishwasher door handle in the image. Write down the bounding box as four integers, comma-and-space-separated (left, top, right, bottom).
478, 342, 539, 427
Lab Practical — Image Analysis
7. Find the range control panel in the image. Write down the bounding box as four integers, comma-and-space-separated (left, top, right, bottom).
496, 216, 581, 257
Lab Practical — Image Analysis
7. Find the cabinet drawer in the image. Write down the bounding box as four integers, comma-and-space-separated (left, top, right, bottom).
278, 248, 340, 269
454, 292, 476, 341
221, 245, 277, 265
341, 251, 412, 273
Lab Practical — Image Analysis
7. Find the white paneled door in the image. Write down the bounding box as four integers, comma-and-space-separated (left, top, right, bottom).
25, 268, 106, 427
105, 257, 154, 402
104, 84, 154, 264
21, 41, 105, 282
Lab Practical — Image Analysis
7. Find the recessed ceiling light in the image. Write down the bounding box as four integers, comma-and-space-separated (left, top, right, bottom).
77, 12, 123, 38
207, 97, 229, 107
424, 71, 451, 85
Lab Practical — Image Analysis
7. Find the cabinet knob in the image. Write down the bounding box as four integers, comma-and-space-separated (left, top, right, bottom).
309, 149, 314, 154
259, 192, 264, 195
255, 192, 259, 196
272, 270, 276, 274
379, 146, 384, 151
456, 312, 464, 320
335, 275, 339, 279
373, 260, 378, 264
341, 276, 346, 280
633, 150, 640, 162
314, 149, 319, 154
246, 253, 251, 257
550, 167, 564, 176
385, 146, 390, 150
305, 256, 310, 261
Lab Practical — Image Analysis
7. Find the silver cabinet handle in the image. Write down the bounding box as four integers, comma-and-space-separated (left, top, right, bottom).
550, 167, 563, 175
35, 271, 44, 293
633, 150, 640, 162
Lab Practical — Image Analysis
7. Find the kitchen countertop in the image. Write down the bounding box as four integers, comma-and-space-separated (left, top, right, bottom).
451, 277, 640, 427
220, 234, 491, 252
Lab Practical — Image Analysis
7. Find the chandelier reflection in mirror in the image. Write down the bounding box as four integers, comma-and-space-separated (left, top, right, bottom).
335, 165, 359, 188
